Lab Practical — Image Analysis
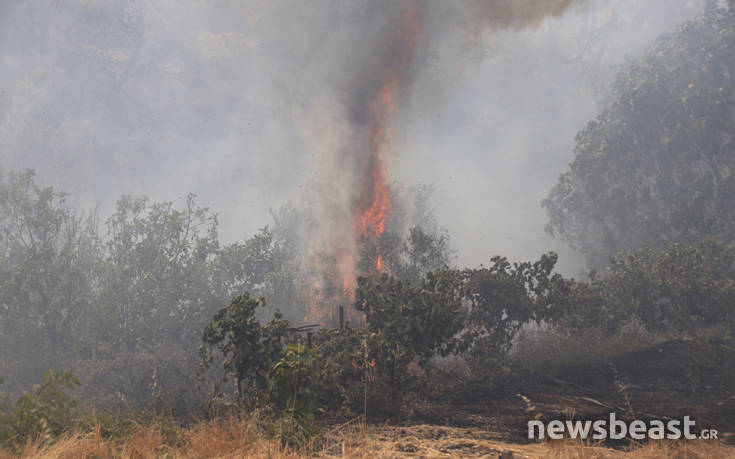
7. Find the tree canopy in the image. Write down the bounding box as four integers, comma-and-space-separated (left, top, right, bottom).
543, 4, 735, 268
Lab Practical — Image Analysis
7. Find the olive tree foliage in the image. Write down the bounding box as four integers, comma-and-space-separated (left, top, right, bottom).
549, 238, 735, 334
353, 268, 464, 409
0, 171, 102, 379
381, 185, 454, 282
459, 252, 564, 372
350, 253, 563, 405
0, 168, 298, 401
95, 194, 225, 355
543, 3, 735, 269
198, 293, 290, 403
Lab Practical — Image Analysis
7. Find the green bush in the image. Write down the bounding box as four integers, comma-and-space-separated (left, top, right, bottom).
459, 253, 563, 378
199, 293, 324, 446
551, 239, 735, 334
354, 268, 464, 411
270, 343, 318, 447
0, 370, 80, 447
310, 328, 371, 415
198, 293, 291, 405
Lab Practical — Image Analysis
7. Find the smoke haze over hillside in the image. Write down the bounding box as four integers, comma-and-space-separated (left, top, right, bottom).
0, 0, 705, 275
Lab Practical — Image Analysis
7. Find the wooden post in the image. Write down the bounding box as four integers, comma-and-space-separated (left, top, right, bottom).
307, 331, 312, 348
339, 305, 344, 331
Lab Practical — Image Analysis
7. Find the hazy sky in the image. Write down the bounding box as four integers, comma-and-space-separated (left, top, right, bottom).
0, 0, 705, 275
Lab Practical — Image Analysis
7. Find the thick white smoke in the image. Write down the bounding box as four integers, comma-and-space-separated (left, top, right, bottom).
0, 0, 705, 279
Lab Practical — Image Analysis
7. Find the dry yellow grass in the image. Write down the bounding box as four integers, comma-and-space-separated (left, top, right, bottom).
2, 418, 733, 458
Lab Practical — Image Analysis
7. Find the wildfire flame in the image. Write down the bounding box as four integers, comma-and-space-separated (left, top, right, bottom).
353, 4, 422, 276
305, 4, 423, 324
304, 0, 576, 324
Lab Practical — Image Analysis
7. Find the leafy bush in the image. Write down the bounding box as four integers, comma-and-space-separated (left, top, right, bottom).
271, 344, 317, 418
270, 344, 318, 446
354, 268, 464, 410
459, 253, 563, 378
0, 370, 80, 447
199, 294, 327, 446
309, 328, 370, 415
552, 239, 735, 334
194, 240, 735, 422
199, 293, 291, 405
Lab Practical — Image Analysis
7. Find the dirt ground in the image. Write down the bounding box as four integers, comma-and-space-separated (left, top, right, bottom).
319, 338, 735, 457
323, 423, 734, 458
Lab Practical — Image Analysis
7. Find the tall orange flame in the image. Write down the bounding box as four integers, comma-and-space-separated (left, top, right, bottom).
304, 0, 576, 324
305, 4, 423, 324
353, 4, 422, 276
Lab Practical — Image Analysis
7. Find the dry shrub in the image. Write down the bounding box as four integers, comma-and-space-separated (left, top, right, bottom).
122, 430, 160, 458
1, 415, 299, 458
324, 427, 735, 459
1, 431, 112, 459
3, 416, 734, 458
539, 439, 735, 458
185, 414, 261, 457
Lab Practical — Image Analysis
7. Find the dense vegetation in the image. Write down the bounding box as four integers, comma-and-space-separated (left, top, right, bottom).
0, 169, 458, 421
1, 2, 735, 454
543, 3, 735, 269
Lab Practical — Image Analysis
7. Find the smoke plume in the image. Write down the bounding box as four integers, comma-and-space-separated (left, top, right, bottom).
301, 1, 580, 309
0, 0, 706, 322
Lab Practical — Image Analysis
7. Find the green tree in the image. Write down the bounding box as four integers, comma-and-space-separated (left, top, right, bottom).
400, 226, 452, 281
199, 293, 290, 403
96, 194, 223, 354
551, 239, 735, 334
270, 343, 318, 446
459, 253, 563, 375
367, 185, 454, 282
214, 226, 300, 323
270, 344, 317, 417
354, 268, 464, 409
0, 170, 101, 381
357, 225, 452, 284
543, 4, 735, 268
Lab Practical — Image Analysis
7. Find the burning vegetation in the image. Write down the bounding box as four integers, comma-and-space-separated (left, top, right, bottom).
3, 1, 735, 457
306, 0, 576, 324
